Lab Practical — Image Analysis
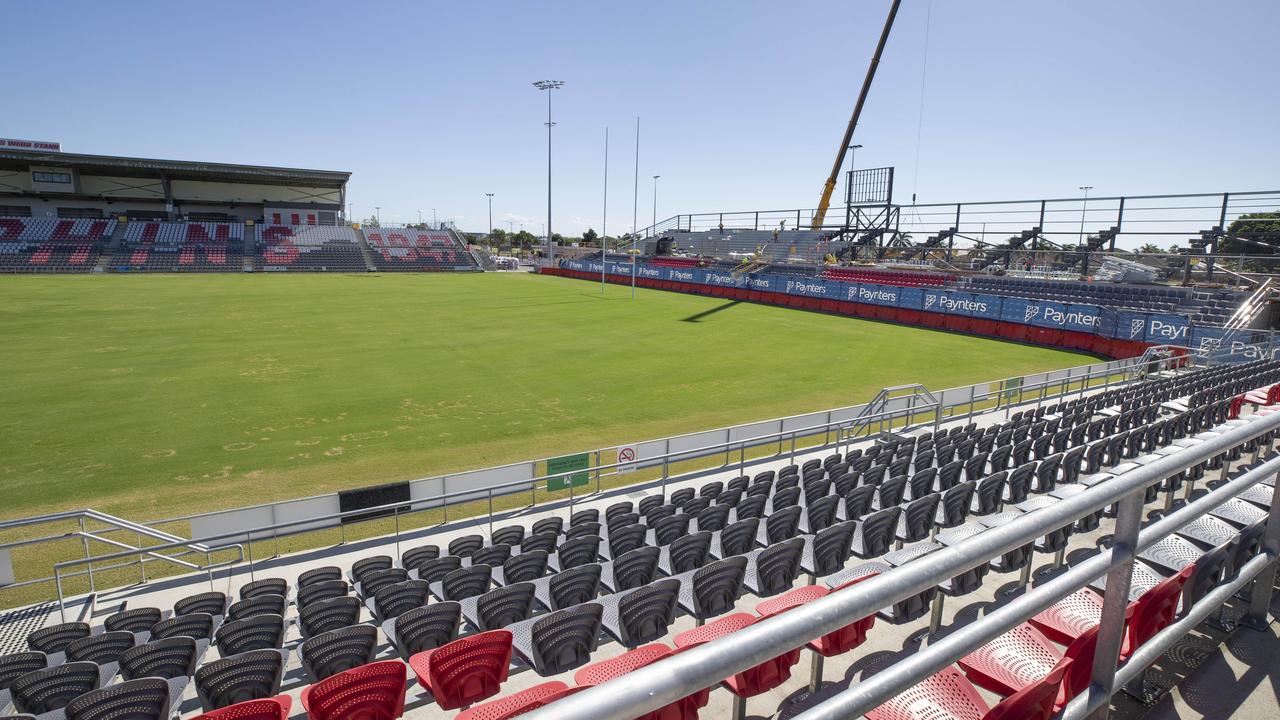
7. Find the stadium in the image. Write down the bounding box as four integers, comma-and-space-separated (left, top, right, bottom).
2, 3, 1280, 720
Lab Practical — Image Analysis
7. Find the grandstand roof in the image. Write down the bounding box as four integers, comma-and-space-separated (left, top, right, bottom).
0, 149, 350, 187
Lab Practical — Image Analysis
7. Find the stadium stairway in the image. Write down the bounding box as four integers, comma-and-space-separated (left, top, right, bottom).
353, 229, 378, 272
94, 222, 128, 272
242, 225, 257, 271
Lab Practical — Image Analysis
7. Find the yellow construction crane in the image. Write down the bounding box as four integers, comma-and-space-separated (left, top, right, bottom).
811, 0, 902, 229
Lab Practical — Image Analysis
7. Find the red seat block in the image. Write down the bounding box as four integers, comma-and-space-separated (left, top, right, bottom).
301, 661, 406, 720
408, 629, 512, 710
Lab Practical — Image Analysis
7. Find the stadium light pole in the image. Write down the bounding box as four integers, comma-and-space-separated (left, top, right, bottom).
651, 175, 660, 230
485, 194, 494, 241
433, 208, 437, 229
374, 206, 381, 224
417, 210, 422, 226
632, 116, 640, 239
601, 126, 609, 295
533, 80, 565, 266
1078, 186, 1093, 246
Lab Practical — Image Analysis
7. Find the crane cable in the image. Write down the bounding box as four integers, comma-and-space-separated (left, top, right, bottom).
906, 0, 933, 240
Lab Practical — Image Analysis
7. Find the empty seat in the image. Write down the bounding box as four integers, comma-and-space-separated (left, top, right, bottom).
238, 578, 287, 601
297, 580, 348, 609
213, 615, 285, 656
520, 604, 604, 676
300, 660, 406, 720
194, 649, 285, 713
298, 597, 361, 639
10, 662, 100, 718
299, 625, 377, 683
408, 630, 512, 710
227, 595, 285, 622
453, 682, 583, 720
298, 566, 343, 589
607, 579, 680, 648
470, 583, 536, 631
64, 677, 171, 720
382, 602, 461, 662
173, 593, 227, 619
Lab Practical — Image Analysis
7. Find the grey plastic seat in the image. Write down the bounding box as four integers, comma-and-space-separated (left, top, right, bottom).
193, 649, 283, 713
660, 531, 711, 575
298, 625, 377, 682
676, 556, 747, 620
64, 677, 169, 720
498, 551, 549, 585
538, 564, 602, 611
382, 602, 462, 661
601, 546, 660, 592
550, 535, 600, 572
601, 579, 680, 648
465, 583, 536, 631
434, 564, 493, 601
298, 596, 360, 639
238, 578, 287, 601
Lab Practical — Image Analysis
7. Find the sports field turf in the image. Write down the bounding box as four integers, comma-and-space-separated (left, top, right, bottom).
0, 272, 1090, 522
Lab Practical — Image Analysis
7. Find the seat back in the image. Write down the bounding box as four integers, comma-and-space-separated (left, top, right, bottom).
194, 648, 284, 712
11, 661, 100, 715
448, 535, 484, 558
670, 488, 696, 506
239, 578, 287, 601
858, 507, 900, 557
529, 604, 603, 676
399, 547, 441, 574
616, 579, 680, 648
652, 514, 691, 546
985, 658, 1070, 720
811, 520, 856, 576
564, 522, 601, 541
973, 471, 1007, 515
520, 532, 559, 555
27, 621, 90, 654
358, 568, 409, 599
470, 544, 512, 569
104, 608, 162, 635
696, 503, 731, 532
299, 625, 378, 682
939, 481, 975, 527
807, 495, 839, 532
531, 517, 564, 537
571, 508, 601, 526
215, 614, 285, 655
119, 637, 198, 681
644, 503, 677, 526
502, 551, 549, 584
303, 660, 406, 720
755, 538, 804, 596
899, 493, 940, 543
719, 518, 760, 557
475, 583, 536, 631
0, 652, 47, 694
441, 565, 493, 601
351, 555, 394, 585
416, 556, 463, 585
609, 524, 648, 558
228, 594, 286, 622
299, 597, 361, 639
668, 532, 712, 574
298, 580, 349, 609
612, 546, 661, 591
65, 677, 170, 720
1127, 565, 1194, 654
490, 525, 525, 547
373, 580, 430, 622
735, 494, 766, 520
691, 557, 747, 618
765, 505, 802, 543
876, 476, 907, 508
173, 592, 227, 618
390, 602, 461, 661
65, 631, 135, 666
843, 485, 875, 519
1006, 463, 1036, 504
151, 613, 215, 642
1180, 541, 1233, 611
548, 564, 602, 610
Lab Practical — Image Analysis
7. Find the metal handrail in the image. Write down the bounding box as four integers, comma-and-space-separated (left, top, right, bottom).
523, 409, 1280, 720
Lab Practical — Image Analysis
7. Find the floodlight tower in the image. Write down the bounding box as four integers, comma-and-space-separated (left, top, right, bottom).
533, 80, 565, 262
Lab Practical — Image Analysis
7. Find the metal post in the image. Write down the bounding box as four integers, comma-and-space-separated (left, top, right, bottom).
394, 506, 401, 558
245, 531, 256, 583
137, 531, 147, 583
1242, 471, 1280, 630
1084, 490, 1144, 720
631, 253, 636, 299
661, 440, 670, 499
78, 517, 95, 593
488, 491, 495, 538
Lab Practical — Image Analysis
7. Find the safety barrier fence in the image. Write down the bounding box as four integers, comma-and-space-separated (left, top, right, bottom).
0, 350, 1162, 611
548, 261, 1280, 360
522, 408, 1280, 720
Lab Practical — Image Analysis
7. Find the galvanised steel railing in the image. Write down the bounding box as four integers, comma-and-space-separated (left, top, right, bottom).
523, 408, 1280, 720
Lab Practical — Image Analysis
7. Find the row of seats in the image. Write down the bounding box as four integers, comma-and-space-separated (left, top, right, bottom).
822, 267, 952, 288
256, 226, 366, 272
364, 230, 476, 272
0, 217, 115, 273
3, 362, 1275, 720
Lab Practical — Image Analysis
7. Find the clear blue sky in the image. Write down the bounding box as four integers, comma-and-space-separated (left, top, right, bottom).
5, 1, 1277, 236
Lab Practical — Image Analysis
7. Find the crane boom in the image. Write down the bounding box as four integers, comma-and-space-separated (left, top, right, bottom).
811, 0, 902, 229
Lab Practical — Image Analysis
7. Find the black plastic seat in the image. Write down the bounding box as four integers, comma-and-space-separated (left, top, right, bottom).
472, 583, 536, 631
553, 535, 601, 571
874, 475, 907, 509
936, 481, 975, 528
971, 471, 1007, 515
609, 579, 680, 648
27, 623, 90, 656
520, 532, 559, 555
681, 495, 712, 515
851, 507, 900, 558
238, 578, 287, 601
897, 493, 941, 544
298, 566, 343, 589
937, 460, 963, 490
118, 637, 198, 685
842, 485, 875, 520
470, 544, 512, 569
523, 604, 603, 676
1034, 453, 1062, 493
652, 514, 691, 546
173, 592, 227, 619
700, 480, 724, 498
490, 525, 525, 547
565, 522, 601, 541
439, 565, 493, 601
298, 625, 377, 682
193, 648, 283, 713
606, 502, 635, 526
808, 520, 856, 577
383, 602, 461, 661
371, 580, 430, 622
213, 614, 285, 655
297, 580, 349, 610
228, 594, 286, 622
607, 524, 648, 559
103, 608, 162, 638
64, 631, 135, 672
644, 504, 677, 526
771, 486, 801, 511
355, 568, 408, 600
607, 512, 641, 533
545, 564, 602, 610
908, 468, 937, 499
532, 517, 563, 537
448, 535, 485, 558
805, 495, 839, 533
683, 557, 747, 620
763, 505, 802, 544
64, 677, 169, 720
0, 652, 48, 711
664, 531, 712, 574
716, 518, 759, 558
735, 494, 766, 520
298, 597, 360, 639
414, 556, 462, 584
150, 614, 214, 643
606, 546, 660, 592
747, 538, 804, 597
500, 551, 549, 585
1004, 463, 1036, 504
670, 488, 696, 506
696, 504, 731, 533
637, 496, 665, 517
571, 508, 601, 526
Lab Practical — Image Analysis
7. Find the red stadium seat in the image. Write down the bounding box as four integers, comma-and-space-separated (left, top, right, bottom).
959, 623, 1099, 712
300, 660, 406, 720
755, 584, 875, 657
192, 697, 292, 720
574, 644, 698, 720
866, 662, 1069, 720
454, 682, 586, 720
408, 629, 513, 710
674, 613, 801, 719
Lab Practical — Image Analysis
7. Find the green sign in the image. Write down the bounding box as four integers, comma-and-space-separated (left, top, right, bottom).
547, 453, 590, 491
1002, 376, 1024, 402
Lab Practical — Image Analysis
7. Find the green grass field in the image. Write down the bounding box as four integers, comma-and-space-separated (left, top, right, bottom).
0, 272, 1090, 523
